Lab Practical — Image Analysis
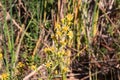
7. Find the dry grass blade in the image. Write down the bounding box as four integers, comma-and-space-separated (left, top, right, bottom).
23, 64, 46, 80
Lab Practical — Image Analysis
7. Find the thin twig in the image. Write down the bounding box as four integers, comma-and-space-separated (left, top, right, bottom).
23, 64, 45, 80
81, 71, 101, 80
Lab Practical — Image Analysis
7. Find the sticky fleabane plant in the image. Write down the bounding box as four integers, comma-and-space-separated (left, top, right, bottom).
44, 13, 74, 79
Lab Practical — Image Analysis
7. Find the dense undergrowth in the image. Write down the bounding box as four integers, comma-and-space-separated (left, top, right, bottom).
0, 0, 120, 80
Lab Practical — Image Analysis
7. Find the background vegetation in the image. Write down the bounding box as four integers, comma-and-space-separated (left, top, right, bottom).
0, 0, 120, 80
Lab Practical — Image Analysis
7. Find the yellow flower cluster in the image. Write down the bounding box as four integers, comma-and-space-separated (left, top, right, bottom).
54, 13, 73, 41
0, 73, 9, 80
17, 62, 25, 68
44, 13, 74, 76
66, 13, 73, 22
53, 13, 73, 73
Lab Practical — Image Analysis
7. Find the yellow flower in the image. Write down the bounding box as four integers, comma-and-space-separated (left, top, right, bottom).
30, 65, 36, 70
66, 13, 73, 21
56, 31, 62, 36
57, 50, 65, 56
51, 34, 56, 40
67, 31, 73, 39
1, 73, 9, 80
46, 62, 52, 68
62, 26, 69, 32
55, 22, 61, 29
0, 53, 3, 60
17, 62, 25, 68
62, 67, 69, 73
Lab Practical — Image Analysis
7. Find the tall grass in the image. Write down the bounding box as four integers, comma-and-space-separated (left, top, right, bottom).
0, 0, 120, 80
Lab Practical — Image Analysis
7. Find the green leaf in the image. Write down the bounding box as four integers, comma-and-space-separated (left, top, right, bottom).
48, 0, 54, 4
